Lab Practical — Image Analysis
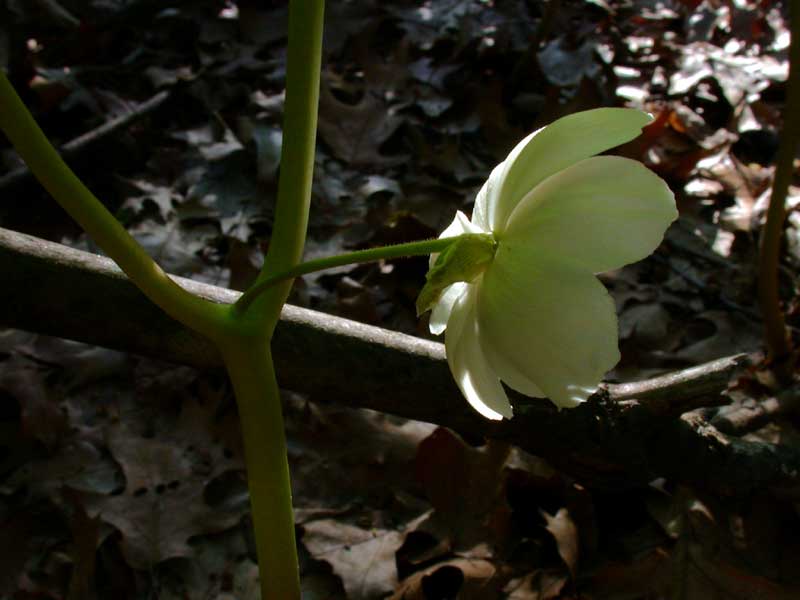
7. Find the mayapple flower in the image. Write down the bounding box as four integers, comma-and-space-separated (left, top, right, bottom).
419, 108, 677, 420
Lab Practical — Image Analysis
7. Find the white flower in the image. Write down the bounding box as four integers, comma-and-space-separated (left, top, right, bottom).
427, 108, 678, 420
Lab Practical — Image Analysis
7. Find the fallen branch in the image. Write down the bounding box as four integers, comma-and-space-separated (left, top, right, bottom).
1, 227, 797, 496
712, 385, 800, 435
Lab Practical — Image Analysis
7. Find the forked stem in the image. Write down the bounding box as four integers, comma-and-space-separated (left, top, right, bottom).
222, 1, 326, 598
249, 0, 325, 328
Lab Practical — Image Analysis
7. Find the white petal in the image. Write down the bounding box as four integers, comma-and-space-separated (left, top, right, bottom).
502, 156, 677, 273
477, 255, 620, 409
472, 161, 505, 231
445, 288, 513, 420
441, 210, 484, 237
490, 108, 652, 234
483, 345, 546, 398
429, 282, 467, 335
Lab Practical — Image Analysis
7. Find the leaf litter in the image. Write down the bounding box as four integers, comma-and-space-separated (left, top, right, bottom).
1, 0, 800, 597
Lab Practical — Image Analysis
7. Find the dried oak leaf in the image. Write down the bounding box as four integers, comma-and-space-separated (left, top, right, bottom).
415, 427, 512, 551
0, 358, 68, 448
504, 570, 568, 600
541, 508, 579, 579
92, 422, 245, 570
301, 519, 405, 600
96, 480, 244, 570
390, 558, 499, 600
317, 79, 405, 167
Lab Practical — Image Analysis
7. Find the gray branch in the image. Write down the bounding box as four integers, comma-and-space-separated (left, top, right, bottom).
1, 227, 797, 497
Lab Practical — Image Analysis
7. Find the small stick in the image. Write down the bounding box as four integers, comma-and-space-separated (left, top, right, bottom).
0, 89, 170, 190
608, 353, 749, 410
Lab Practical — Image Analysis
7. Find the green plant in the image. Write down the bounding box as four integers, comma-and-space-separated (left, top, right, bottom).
0, 1, 690, 597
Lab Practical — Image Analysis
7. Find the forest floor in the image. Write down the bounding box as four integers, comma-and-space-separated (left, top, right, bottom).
0, 0, 798, 598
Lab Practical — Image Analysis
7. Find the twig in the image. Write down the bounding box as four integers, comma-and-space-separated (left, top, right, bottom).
0, 90, 170, 190
607, 353, 749, 411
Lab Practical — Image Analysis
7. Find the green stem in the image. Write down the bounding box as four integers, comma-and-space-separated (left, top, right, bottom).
2, 1, 326, 597
758, 1, 800, 368
249, 0, 325, 330
220, 338, 299, 600
235, 236, 459, 313
0, 73, 227, 340
221, 2, 326, 597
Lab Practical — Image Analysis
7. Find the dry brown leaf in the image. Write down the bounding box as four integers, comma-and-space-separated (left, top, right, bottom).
541, 508, 579, 580
390, 558, 499, 600
91, 418, 245, 569
504, 570, 568, 600
317, 79, 405, 167
415, 428, 512, 550
301, 519, 404, 600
